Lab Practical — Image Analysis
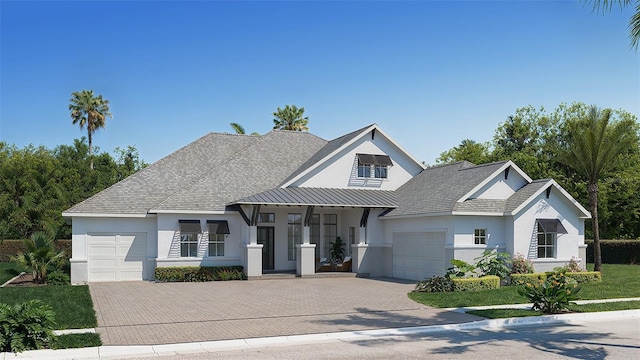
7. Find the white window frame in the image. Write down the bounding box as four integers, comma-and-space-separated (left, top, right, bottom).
180, 232, 199, 257
474, 228, 487, 245
357, 160, 371, 178
374, 164, 388, 179
208, 233, 225, 257
537, 224, 556, 258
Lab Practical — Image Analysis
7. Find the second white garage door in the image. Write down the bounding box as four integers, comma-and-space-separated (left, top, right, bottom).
88, 233, 147, 282
393, 232, 446, 281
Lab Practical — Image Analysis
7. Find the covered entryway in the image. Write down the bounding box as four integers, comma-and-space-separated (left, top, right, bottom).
393, 231, 446, 281
88, 233, 148, 282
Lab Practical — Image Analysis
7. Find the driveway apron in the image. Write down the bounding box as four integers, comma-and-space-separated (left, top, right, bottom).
89, 277, 481, 345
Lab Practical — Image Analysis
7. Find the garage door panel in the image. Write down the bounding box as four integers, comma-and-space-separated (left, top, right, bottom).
88, 233, 147, 282
393, 232, 446, 281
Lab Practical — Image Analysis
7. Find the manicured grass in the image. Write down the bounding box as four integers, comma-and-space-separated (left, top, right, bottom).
567, 300, 640, 312
0, 261, 23, 284
468, 301, 640, 319
51, 333, 102, 349
0, 285, 97, 329
409, 264, 640, 308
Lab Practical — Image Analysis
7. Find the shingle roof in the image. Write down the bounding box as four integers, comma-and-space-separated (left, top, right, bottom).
504, 179, 551, 213
387, 161, 509, 217
233, 187, 397, 208
64, 131, 327, 214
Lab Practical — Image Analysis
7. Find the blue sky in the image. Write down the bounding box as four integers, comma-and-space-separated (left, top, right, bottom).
1, 1, 638, 165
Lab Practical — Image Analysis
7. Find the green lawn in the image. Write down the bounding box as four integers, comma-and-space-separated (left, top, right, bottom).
0, 261, 23, 284
51, 333, 102, 349
409, 264, 640, 308
468, 301, 640, 319
0, 285, 97, 329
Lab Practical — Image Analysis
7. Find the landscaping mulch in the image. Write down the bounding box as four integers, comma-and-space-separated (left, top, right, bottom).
2, 272, 46, 287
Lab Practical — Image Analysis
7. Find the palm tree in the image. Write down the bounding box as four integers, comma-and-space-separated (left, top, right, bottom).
587, 0, 640, 49
230, 122, 260, 135
13, 232, 66, 284
272, 105, 309, 131
69, 90, 112, 169
557, 105, 639, 272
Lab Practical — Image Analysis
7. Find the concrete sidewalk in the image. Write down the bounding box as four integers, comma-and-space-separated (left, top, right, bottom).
4, 309, 639, 360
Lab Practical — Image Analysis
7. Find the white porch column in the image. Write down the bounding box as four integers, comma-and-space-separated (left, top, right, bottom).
245, 244, 263, 278
353, 243, 369, 275
244, 225, 262, 278
353, 225, 369, 275
358, 226, 366, 244
302, 225, 310, 244
296, 243, 316, 276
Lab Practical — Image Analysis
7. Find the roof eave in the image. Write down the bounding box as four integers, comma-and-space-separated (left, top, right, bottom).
510, 179, 592, 218
61, 212, 153, 219
232, 201, 397, 208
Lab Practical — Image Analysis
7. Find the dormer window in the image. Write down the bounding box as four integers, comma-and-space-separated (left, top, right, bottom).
356, 153, 393, 179
374, 164, 388, 179
358, 158, 372, 178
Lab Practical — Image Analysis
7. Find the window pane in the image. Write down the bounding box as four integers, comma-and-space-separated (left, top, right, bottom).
375, 165, 387, 179
181, 243, 189, 257
258, 213, 274, 223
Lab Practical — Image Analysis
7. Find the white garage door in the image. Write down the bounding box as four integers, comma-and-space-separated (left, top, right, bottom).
393, 232, 446, 281
88, 233, 147, 282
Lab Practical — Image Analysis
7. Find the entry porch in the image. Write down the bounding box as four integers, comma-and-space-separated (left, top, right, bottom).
229, 187, 397, 278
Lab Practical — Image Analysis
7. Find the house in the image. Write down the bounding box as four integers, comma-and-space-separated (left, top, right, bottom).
63, 124, 590, 284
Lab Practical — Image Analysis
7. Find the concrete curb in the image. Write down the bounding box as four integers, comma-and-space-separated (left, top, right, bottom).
52, 328, 96, 336
2, 309, 639, 360
446, 297, 640, 313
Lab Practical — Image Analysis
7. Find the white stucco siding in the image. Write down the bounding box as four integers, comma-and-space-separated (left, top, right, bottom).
450, 216, 508, 265
472, 170, 528, 200
70, 216, 157, 284
291, 133, 422, 190
156, 213, 243, 268
512, 187, 584, 271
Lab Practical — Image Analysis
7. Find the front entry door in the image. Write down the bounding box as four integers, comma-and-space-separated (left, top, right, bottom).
257, 226, 274, 271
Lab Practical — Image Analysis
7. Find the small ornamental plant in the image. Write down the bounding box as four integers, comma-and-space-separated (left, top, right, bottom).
511, 253, 534, 274
518, 272, 581, 314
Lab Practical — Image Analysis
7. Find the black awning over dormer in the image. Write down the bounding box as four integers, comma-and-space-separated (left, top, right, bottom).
357, 153, 393, 166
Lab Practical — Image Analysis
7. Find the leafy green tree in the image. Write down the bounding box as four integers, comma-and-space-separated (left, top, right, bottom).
272, 105, 309, 131
437, 139, 491, 164
114, 145, 148, 181
13, 232, 66, 283
491, 105, 562, 180
586, 0, 640, 49
437, 102, 640, 241
0, 138, 147, 240
69, 90, 112, 169
555, 105, 640, 271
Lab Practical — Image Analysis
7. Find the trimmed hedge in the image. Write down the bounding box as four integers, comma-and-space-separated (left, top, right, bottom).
0, 240, 71, 262
511, 271, 602, 285
510, 273, 547, 286
154, 266, 246, 282
586, 240, 640, 264
451, 275, 500, 291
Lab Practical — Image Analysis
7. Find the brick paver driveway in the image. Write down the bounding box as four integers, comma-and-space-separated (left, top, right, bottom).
90, 277, 481, 345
